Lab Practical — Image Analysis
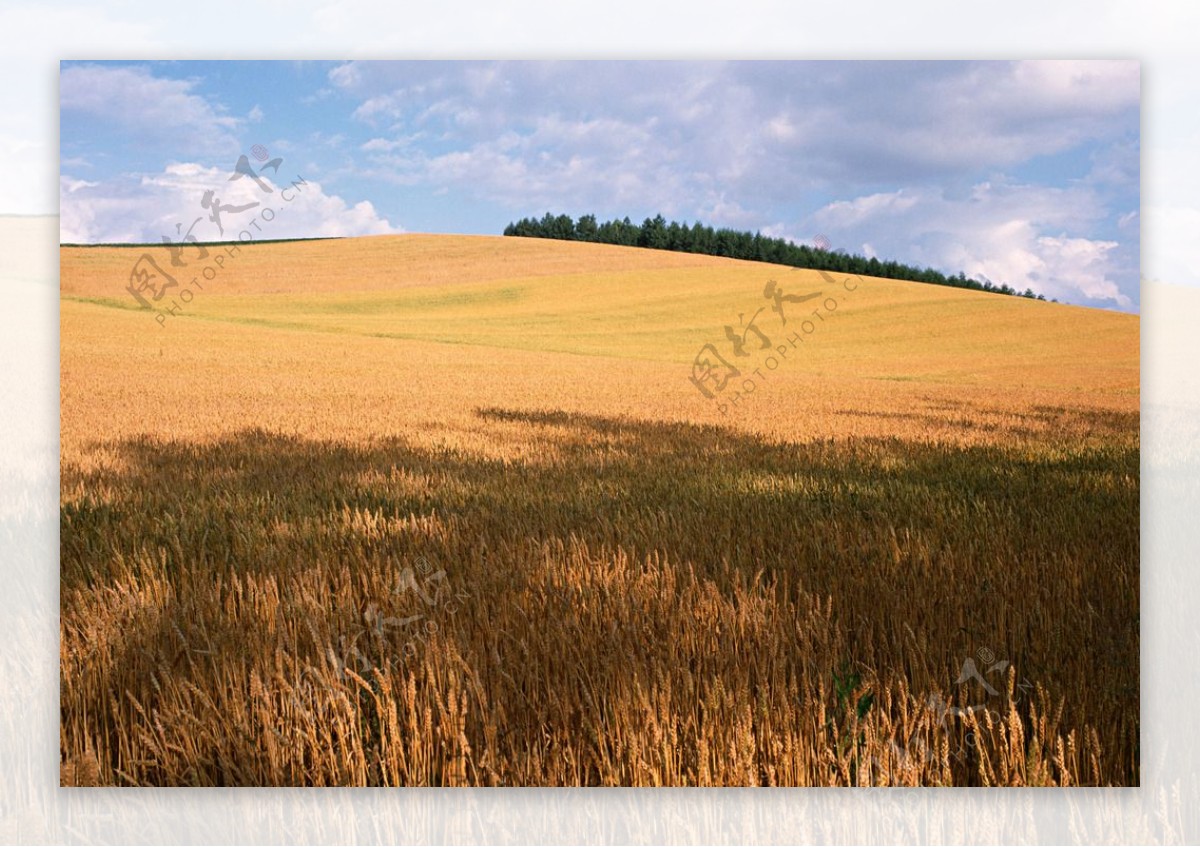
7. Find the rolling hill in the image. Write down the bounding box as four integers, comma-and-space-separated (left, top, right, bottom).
59, 233, 1139, 786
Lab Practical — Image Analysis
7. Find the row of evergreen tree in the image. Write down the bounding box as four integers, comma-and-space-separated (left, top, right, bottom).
503, 213, 1050, 301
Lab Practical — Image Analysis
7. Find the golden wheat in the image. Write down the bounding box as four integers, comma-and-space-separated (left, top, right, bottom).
60, 235, 1138, 786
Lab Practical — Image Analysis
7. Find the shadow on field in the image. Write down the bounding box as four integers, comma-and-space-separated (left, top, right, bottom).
834, 402, 1139, 438
60, 406, 1139, 785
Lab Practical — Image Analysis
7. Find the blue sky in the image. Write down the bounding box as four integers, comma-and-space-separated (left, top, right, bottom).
59, 59, 1140, 310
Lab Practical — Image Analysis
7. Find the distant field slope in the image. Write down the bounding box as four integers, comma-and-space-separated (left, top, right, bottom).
62, 233, 1137, 395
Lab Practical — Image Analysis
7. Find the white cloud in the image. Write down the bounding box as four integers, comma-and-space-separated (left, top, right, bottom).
60, 177, 97, 193
695, 196, 760, 229
361, 137, 407, 153
758, 223, 804, 244
60, 161, 401, 244
808, 180, 1136, 309
733, 61, 1141, 187
765, 113, 798, 142
60, 64, 241, 156
328, 61, 362, 90
358, 110, 687, 214
353, 93, 403, 124
339, 61, 1139, 226
1034, 234, 1130, 308
815, 191, 919, 229
1008, 60, 1140, 114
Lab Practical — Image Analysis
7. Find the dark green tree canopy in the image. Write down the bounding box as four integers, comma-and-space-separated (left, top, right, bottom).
504, 212, 1053, 301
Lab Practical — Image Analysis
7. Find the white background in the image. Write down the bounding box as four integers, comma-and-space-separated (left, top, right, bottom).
2, 1, 1197, 843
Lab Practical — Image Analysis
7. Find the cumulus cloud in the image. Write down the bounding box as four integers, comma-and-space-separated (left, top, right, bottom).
1034, 234, 1129, 307
807, 180, 1136, 309
59, 161, 401, 244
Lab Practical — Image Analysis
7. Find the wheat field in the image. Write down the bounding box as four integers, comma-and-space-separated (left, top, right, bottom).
60, 234, 1138, 786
